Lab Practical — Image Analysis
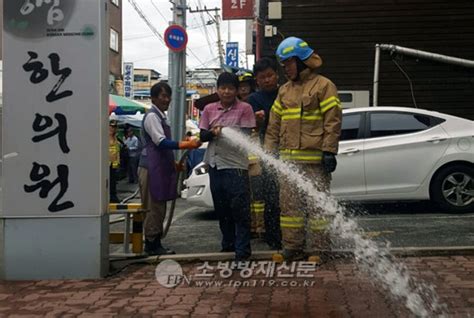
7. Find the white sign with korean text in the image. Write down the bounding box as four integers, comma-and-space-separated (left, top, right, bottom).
123, 62, 134, 98
2, 0, 108, 217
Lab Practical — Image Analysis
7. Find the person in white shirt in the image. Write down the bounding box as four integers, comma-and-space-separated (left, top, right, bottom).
124, 127, 140, 183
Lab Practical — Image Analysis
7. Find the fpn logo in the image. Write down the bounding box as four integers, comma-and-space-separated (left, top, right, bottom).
155, 260, 190, 288
4, 0, 76, 38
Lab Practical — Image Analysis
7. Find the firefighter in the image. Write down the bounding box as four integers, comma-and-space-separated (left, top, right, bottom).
237, 71, 256, 102
247, 57, 282, 250
264, 37, 342, 263
108, 119, 121, 203
248, 150, 265, 238
238, 71, 265, 238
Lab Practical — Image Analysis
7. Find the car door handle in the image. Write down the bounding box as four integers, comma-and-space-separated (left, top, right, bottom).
427, 137, 447, 143
339, 148, 360, 155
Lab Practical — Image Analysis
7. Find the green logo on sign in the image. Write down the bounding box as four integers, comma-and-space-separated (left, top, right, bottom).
8, 18, 30, 30
81, 25, 96, 39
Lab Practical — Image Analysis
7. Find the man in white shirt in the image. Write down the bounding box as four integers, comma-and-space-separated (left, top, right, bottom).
124, 127, 140, 183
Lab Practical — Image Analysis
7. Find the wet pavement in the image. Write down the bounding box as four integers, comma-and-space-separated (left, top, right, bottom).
86, 176, 474, 317
114, 178, 474, 255
112, 179, 271, 255
1, 255, 473, 317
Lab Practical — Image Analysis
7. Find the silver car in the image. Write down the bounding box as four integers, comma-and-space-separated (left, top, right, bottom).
183, 107, 474, 213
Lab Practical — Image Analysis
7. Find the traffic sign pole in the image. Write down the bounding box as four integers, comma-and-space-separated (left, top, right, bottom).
168, 1, 187, 156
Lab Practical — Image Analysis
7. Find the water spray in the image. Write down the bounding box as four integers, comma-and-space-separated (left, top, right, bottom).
221, 127, 447, 317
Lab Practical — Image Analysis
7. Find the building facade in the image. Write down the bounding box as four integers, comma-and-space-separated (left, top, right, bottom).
259, 0, 474, 119
187, 68, 219, 96
133, 68, 161, 92
109, 0, 123, 93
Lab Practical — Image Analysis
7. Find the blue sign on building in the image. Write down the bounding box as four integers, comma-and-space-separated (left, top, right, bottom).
226, 42, 239, 67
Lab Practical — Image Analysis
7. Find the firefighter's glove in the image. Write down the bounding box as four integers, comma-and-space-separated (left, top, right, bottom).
178, 139, 202, 150
322, 152, 337, 173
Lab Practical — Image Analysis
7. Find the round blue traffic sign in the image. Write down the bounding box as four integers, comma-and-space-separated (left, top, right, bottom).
164, 25, 188, 52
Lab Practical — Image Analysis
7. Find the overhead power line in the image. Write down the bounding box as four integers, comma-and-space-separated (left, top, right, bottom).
187, 48, 206, 66
150, 0, 170, 23
132, 52, 169, 63
194, 0, 215, 57
189, 6, 224, 67
128, 0, 165, 45
133, 43, 211, 63
124, 33, 155, 41
192, 56, 220, 69
127, 1, 217, 71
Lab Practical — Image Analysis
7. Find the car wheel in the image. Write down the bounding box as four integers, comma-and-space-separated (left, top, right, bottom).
431, 164, 474, 213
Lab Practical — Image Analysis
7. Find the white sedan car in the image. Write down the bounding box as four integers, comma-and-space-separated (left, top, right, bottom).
183, 107, 473, 213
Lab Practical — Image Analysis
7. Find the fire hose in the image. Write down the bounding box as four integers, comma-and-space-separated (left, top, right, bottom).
119, 150, 190, 239
162, 150, 190, 238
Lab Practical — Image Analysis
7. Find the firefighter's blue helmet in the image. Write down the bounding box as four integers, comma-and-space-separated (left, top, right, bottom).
276, 37, 314, 62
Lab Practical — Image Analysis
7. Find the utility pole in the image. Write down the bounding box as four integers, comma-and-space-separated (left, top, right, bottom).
168, 0, 187, 146
189, 7, 224, 67
214, 10, 224, 67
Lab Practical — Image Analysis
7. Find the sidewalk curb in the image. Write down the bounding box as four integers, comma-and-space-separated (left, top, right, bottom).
111, 246, 474, 265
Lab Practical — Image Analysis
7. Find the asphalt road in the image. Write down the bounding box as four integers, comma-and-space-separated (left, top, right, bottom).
349, 202, 474, 248
162, 200, 474, 254
113, 179, 474, 254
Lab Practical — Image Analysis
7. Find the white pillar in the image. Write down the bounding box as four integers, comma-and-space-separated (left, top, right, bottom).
1, 0, 109, 279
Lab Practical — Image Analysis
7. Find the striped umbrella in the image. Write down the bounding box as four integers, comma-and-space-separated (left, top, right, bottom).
109, 94, 149, 115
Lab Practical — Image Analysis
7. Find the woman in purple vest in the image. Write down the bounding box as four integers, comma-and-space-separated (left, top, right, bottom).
138, 82, 201, 255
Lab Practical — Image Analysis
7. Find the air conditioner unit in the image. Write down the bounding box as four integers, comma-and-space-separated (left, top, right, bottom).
338, 90, 370, 109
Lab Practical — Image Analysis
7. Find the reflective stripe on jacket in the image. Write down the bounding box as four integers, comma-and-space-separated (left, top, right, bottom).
109, 140, 120, 168
280, 216, 304, 229
280, 216, 330, 232
264, 69, 342, 163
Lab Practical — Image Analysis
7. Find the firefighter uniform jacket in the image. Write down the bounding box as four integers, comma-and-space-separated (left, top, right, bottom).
109, 137, 120, 169
264, 68, 342, 163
